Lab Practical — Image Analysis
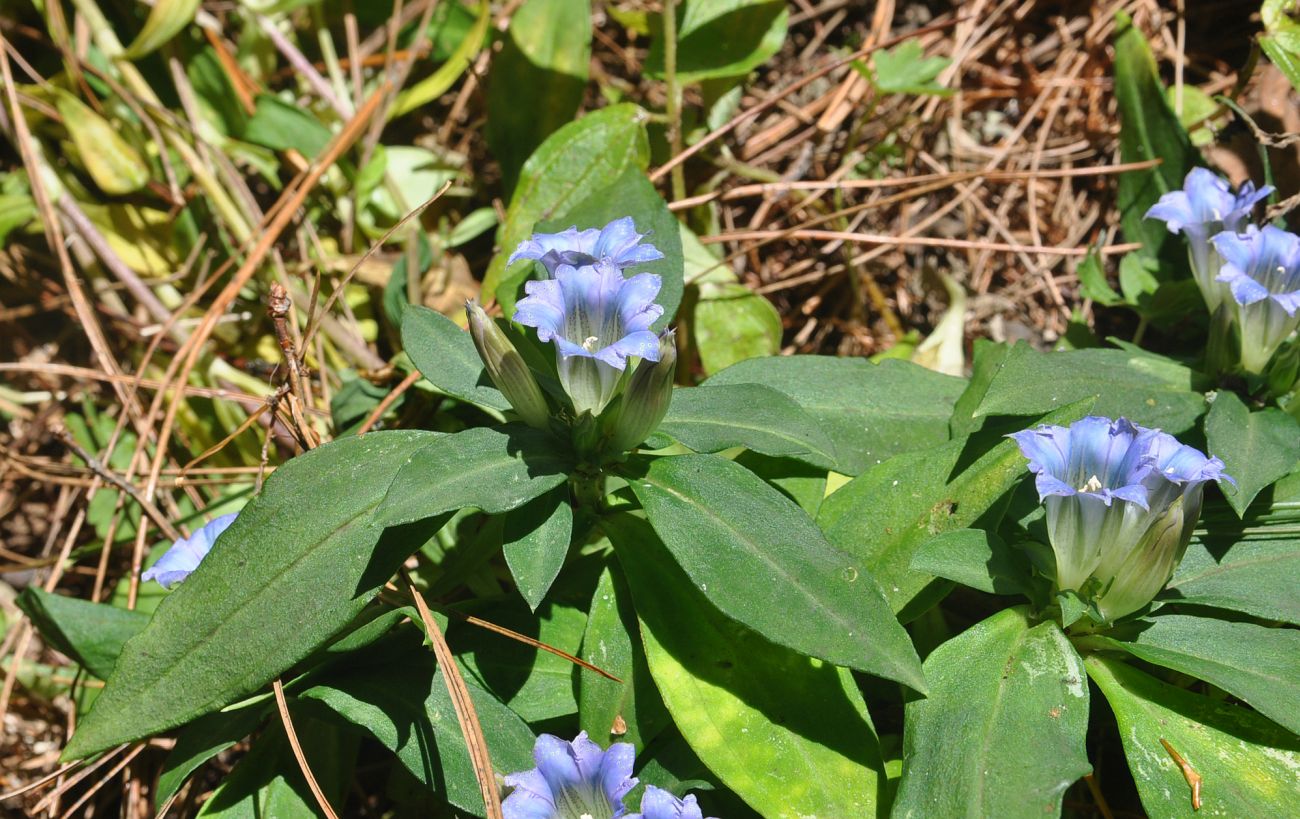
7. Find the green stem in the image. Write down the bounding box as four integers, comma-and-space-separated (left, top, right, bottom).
571, 470, 606, 512
662, 0, 686, 203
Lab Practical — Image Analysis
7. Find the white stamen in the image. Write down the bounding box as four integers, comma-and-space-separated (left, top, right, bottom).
1081, 475, 1103, 493
1210, 208, 1223, 221
582, 336, 599, 351
1278, 265, 1287, 278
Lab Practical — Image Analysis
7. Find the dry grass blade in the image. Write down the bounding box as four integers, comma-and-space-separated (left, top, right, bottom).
273, 679, 339, 819
0, 760, 84, 804
29, 744, 133, 814
132, 83, 393, 607
454, 612, 622, 683
705, 229, 1140, 256
402, 572, 503, 819
377, 588, 624, 682
51, 743, 148, 819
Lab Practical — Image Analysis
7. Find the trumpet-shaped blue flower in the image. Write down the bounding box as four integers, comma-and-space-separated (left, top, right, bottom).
508, 217, 665, 276
1213, 225, 1300, 373
1146, 168, 1272, 311
514, 261, 664, 415
629, 786, 717, 819
1011, 417, 1230, 621
141, 513, 238, 589
502, 732, 637, 819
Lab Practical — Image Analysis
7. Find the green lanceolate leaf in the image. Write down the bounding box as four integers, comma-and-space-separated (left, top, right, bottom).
1076, 251, 1125, 307
401, 305, 510, 412
817, 398, 1093, 617
949, 338, 1014, 437
1165, 473, 1300, 624
909, 528, 1034, 597
1086, 654, 1300, 819
63, 431, 446, 760
243, 96, 332, 158
734, 451, 828, 518
1166, 535, 1300, 624
692, 281, 782, 375
390, 0, 491, 118
1261, 35, 1300, 96
502, 486, 573, 611
894, 607, 1091, 819
55, 91, 149, 195
1204, 390, 1300, 517
657, 383, 836, 469
539, 167, 684, 330
646, 0, 788, 83
1113, 11, 1198, 270
486, 0, 592, 189
624, 454, 924, 690
483, 104, 649, 305
301, 629, 536, 814
376, 425, 571, 526
155, 703, 271, 811
971, 343, 1206, 433
196, 717, 355, 818
17, 588, 148, 680
123, 0, 200, 58
450, 597, 588, 723
705, 355, 966, 475
1089, 614, 1300, 734
605, 514, 887, 819
577, 564, 668, 750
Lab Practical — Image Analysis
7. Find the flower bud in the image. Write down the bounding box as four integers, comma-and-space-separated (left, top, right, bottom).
466, 300, 551, 429
511, 219, 666, 417
1011, 416, 1231, 624
1145, 168, 1271, 312
1213, 226, 1300, 375
1267, 339, 1300, 397
1091, 492, 1199, 622
606, 330, 676, 454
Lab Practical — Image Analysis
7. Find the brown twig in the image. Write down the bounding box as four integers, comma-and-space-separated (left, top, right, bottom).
267, 284, 318, 448
356, 369, 421, 435
54, 427, 181, 542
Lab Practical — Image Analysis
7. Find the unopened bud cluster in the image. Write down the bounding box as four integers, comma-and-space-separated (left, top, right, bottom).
1011, 416, 1231, 623
1148, 169, 1300, 379
465, 217, 676, 460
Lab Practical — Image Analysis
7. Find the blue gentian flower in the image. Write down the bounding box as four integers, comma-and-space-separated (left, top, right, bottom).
1145, 168, 1272, 311
141, 513, 238, 589
514, 261, 664, 415
1011, 417, 1230, 621
502, 732, 637, 819
629, 786, 717, 819
1212, 225, 1300, 373
508, 217, 664, 276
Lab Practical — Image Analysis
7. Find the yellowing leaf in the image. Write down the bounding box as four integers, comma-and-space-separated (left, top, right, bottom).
55, 92, 149, 195
80, 202, 177, 274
